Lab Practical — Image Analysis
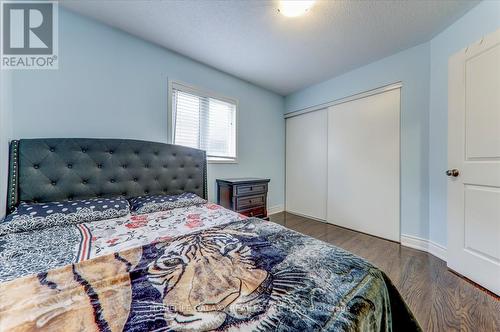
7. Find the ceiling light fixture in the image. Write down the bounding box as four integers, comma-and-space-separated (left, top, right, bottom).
278, 0, 316, 18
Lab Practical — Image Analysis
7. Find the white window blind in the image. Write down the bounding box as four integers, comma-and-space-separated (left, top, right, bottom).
172, 84, 237, 162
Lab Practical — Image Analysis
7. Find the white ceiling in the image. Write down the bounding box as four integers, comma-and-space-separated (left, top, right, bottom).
62, 0, 478, 95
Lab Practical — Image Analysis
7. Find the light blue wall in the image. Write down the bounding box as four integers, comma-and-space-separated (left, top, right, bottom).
286, 43, 431, 240
428, 1, 500, 246
11, 8, 285, 209
0, 71, 13, 219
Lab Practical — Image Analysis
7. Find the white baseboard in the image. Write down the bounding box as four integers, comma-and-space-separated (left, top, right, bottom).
268, 204, 285, 215
400, 234, 447, 262
284, 209, 326, 222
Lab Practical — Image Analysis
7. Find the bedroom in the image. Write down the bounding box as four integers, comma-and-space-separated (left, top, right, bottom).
0, 0, 498, 331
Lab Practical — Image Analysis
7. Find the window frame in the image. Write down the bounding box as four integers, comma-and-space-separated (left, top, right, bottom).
168, 80, 238, 164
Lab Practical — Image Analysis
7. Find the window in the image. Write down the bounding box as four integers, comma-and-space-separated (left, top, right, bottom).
171, 82, 237, 162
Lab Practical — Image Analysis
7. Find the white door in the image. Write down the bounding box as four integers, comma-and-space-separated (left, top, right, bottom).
327, 88, 400, 242
448, 28, 500, 295
286, 109, 327, 220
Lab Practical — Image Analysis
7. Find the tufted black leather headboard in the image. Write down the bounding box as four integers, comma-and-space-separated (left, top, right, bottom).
6, 138, 207, 212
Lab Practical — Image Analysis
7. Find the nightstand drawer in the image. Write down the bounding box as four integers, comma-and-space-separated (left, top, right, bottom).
235, 183, 267, 196
239, 206, 266, 218
235, 194, 266, 210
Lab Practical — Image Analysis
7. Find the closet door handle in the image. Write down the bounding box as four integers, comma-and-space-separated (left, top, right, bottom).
446, 169, 460, 177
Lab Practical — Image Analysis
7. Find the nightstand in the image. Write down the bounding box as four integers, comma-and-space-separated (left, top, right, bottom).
216, 178, 270, 220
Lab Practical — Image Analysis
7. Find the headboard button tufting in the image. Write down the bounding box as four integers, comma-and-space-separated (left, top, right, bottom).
8, 138, 208, 210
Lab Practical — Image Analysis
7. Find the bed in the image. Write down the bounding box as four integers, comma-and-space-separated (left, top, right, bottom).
0, 138, 421, 331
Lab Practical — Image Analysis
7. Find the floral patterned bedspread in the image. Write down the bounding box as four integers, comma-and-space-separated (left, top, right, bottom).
0, 203, 245, 282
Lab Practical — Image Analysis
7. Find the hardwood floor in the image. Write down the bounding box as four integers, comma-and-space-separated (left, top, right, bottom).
269, 212, 500, 332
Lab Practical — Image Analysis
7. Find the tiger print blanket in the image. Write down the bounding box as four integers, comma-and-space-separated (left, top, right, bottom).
0, 203, 245, 282
0, 218, 421, 331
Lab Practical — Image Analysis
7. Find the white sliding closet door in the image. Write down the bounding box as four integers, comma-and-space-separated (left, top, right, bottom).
286, 109, 327, 220
327, 88, 400, 241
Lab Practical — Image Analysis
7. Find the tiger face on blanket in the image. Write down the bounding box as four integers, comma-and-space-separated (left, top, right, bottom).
0, 227, 294, 332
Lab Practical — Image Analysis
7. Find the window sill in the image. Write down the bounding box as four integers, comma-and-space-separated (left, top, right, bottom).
208, 158, 238, 164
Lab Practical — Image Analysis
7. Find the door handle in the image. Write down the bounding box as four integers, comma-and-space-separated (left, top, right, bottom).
446, 169, 460, 177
